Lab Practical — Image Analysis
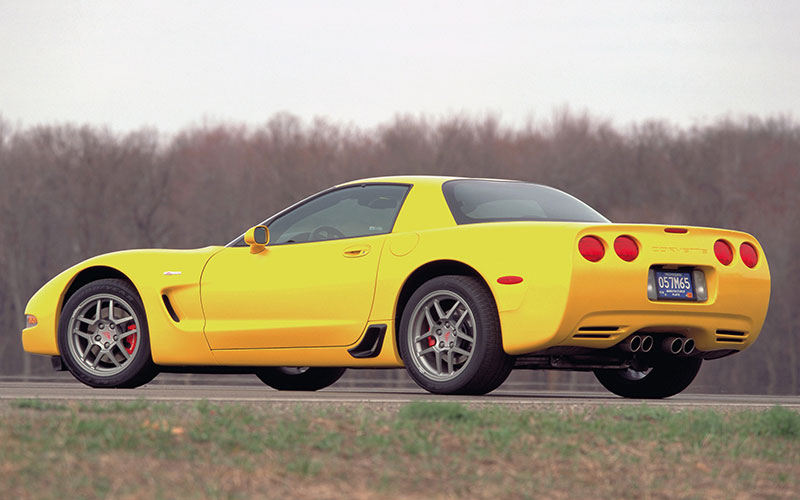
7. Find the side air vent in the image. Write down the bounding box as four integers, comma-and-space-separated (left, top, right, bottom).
162, 294, 180, 323
348, 324, 387, 358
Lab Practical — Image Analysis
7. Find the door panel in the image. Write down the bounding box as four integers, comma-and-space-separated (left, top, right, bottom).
201, 235, 385, 349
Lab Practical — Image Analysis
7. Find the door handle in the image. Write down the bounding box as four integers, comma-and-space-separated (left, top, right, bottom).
343, 244, 371, 258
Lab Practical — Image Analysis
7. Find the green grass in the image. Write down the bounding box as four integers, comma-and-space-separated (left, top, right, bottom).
1, 400, 797, 499
9, 399, 68, 411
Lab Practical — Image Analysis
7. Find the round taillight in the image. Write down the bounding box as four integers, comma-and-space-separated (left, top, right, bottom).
714, 240, 734, 266
579, 236, 605, 262
740, 242, 758, 268
614, 235, 639, 262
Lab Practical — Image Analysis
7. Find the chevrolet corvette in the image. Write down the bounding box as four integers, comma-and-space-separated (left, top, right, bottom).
22, 176, 771, 397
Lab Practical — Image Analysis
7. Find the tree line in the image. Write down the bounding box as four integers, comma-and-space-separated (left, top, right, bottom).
1, 111, 797, 393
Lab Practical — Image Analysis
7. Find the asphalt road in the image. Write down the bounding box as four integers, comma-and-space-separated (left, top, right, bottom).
1, 380, 798, 409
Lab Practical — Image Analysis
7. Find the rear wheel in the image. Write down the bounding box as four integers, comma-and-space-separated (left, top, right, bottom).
255, 367, 346, 391
58, 279, 158, 388
398, 275, 513, 395
594, 357, 702, 399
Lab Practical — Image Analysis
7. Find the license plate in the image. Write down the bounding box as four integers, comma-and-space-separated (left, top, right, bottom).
655, 270, 695, 300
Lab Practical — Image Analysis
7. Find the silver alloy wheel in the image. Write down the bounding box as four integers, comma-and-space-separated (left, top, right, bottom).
407, 290, 477, 382
67, 293, 141, 377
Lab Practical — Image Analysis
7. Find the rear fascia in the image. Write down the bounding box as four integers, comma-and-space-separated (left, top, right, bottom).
502, 224, 770, 355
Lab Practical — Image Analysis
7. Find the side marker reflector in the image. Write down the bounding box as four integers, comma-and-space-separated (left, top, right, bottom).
497, 276, 523, 285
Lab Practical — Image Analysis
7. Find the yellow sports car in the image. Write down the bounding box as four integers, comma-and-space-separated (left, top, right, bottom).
22, 176, 770, 397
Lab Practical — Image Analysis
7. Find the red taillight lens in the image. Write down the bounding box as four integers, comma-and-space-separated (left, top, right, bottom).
740, 242, 758, 268
714, 240, 734, 266
578, 236, 605, 262
614, 235, 639, 262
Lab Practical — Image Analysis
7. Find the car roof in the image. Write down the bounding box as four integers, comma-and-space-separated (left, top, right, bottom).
337, 175, 522, 187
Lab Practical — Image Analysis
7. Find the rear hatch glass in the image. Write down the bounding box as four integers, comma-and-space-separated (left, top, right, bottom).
442, 180, 609, 224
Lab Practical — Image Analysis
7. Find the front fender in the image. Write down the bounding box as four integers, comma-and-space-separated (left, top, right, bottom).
22, 247, 223, 365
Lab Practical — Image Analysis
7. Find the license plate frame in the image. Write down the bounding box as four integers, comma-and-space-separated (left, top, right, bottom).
654, 269, 696, 301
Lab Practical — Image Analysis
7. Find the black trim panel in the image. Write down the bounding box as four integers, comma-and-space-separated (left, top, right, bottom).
348, 324, 387, 359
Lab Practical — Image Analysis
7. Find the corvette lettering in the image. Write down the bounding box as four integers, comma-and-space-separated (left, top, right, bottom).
652, 246, 708, 254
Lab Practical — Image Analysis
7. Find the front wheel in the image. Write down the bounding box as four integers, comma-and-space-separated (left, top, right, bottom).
594, 357, 703, 399
398, 275, 513, 395
255, 367, 346, 391
58, 278, 158, 388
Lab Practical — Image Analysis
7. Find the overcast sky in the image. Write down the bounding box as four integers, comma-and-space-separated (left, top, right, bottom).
1, 0, 798, 132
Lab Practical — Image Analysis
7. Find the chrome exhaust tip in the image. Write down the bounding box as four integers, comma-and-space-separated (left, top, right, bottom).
640, 335, 654, 353
682, 338, 695, 355
662, 336, 684, 355
621, 335, 642, 353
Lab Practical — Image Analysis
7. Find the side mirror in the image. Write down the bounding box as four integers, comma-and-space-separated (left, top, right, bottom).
244, 225, 269, 253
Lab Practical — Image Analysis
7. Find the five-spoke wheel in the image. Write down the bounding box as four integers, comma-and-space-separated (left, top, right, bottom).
406, 290, 477, 382
66, 293, 141, 376
399, 275, 513, 395
58, 279, 157, 388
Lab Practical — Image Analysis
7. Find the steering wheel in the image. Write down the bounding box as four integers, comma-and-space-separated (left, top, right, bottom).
310, 225, 346, 241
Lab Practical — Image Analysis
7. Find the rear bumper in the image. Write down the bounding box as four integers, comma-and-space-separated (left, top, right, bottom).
558, 309, 758, 352
501, 308, 761, 355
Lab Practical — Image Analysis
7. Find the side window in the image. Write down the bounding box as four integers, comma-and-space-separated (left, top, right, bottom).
267, 184, 409, 245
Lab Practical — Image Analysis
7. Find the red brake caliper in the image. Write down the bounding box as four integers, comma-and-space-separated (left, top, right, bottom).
125, 324, 137, 354
427, 336, 436, 347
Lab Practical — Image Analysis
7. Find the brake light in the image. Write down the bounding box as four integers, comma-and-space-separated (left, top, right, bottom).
714, 240, 733, 266
578, 236, 605, 262
664, 227, 688, 234
740, 242, 758, 268
614, 235, 639, 262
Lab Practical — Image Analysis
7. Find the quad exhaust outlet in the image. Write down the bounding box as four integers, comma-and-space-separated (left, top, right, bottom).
663, 336, 684, 355
620, 335, 654, 353
661, 336, 696, 355
621, 335, 695, 355
620, 335, 641, 352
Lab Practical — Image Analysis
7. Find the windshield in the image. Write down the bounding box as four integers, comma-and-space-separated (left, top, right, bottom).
442, 180, 609, 225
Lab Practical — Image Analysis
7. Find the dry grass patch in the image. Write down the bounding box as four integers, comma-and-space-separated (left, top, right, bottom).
0, 400, 797, 499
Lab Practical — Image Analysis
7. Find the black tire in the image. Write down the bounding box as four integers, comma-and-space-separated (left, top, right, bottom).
58, 278, 158, 388
398, 275, 513, 395
594, 357, 703, 399
255, 367, 346, 391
